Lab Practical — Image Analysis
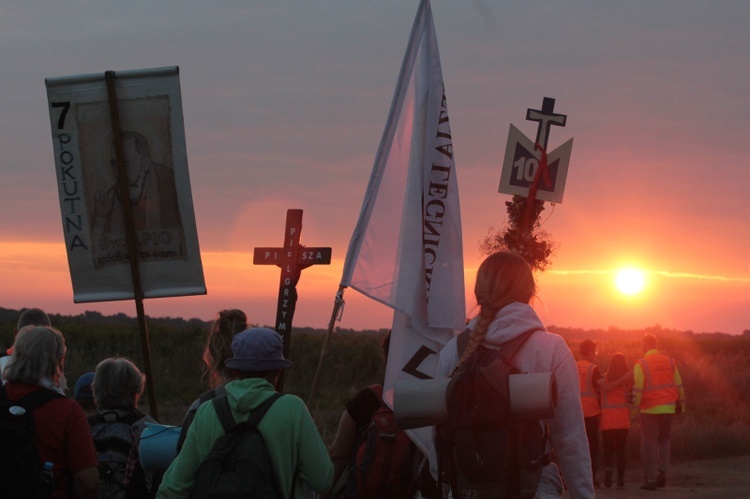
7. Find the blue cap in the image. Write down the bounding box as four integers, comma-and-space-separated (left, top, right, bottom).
73, 372, 95, 401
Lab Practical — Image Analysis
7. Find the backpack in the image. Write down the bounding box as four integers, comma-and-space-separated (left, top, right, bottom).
436, 330, 550, 499
0, 385, 64, 498
177, 385, 227, 454
88, 409, 154, 499
345, 384, 419, 499
191, 392, 283, 499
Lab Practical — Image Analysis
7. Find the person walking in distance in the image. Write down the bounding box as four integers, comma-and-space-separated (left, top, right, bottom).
597, 352, 634, 490
577, 339, 602, 487
634, 334, 685, 491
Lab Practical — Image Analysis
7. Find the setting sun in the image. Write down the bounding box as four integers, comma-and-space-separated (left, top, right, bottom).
614, 268, 647, 296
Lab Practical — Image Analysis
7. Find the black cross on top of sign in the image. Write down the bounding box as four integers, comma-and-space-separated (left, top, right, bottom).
253, 209, 331, 365
526, 96, 567, 150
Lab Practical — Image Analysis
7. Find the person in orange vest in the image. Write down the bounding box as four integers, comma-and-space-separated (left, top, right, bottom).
597, 352, 634, 490
577, 339, 602, 487
634, 334, 686, 491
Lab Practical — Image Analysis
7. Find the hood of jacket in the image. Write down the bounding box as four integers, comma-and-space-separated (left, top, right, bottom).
223, 377, 278, 413
480, 301, 546, 346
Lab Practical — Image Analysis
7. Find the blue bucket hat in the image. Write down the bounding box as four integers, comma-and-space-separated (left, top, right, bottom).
225, 328, 292, 372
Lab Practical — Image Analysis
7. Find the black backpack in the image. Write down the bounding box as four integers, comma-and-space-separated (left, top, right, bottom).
177, 385, 227, 454
436, 330, 550, 499
0, 385, 64, 498
88, 409, 154, 498
191, 392, 283, 499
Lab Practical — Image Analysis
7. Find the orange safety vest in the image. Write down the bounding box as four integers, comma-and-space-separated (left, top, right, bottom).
636, 353, 678, 410
577, 360, 600, 417
600, 382, 631, 430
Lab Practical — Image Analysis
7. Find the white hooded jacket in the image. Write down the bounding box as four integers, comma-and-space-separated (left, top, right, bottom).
434, 302, 595, 499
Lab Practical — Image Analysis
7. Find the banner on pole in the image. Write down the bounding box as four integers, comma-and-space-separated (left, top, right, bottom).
339, 0, 465, 452
45, 66, 206, 302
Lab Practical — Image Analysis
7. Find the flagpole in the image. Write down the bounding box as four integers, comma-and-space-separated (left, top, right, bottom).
105, 71, 159, 420
307, 286, 346, 410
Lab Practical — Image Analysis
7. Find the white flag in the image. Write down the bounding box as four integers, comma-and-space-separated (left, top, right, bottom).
340, 0, 465, 453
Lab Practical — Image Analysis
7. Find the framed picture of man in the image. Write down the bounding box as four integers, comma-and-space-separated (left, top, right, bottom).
46, 66, 206, 302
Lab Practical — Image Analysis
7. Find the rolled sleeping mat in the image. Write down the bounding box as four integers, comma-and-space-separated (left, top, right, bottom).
139, 423, 181, 470
394, 378, 450, 430
394, 372, 557, 430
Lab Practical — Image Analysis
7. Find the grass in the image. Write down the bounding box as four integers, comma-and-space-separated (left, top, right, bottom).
2, 310, 749, 461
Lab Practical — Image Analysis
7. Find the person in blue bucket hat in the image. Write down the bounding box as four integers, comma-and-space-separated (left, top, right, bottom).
157, 327, 333, 498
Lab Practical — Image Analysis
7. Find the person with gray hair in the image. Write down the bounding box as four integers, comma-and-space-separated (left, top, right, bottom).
1, 325, 99, 498
89, 357, 159, 498
92, 357, 148, 411
1, 307, 52, 382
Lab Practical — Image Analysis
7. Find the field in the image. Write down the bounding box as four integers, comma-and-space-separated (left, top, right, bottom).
2, 308, 750, 466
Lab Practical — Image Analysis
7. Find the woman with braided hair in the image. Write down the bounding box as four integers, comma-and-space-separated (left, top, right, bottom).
433, 252, 594, 498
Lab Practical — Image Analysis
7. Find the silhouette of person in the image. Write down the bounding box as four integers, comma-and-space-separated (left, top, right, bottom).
577, 339, 602, 487
597, 352, 634, 490
634, 334, 685, 490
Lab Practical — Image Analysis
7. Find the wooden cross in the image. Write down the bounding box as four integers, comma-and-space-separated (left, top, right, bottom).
526, 96, 567, 150
253, 209, 331, 364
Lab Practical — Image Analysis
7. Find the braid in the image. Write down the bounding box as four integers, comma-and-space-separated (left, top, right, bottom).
451, 251, 536, 376
452, 305, 496, 375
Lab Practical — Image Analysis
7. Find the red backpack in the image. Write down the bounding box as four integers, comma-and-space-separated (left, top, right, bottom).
345, 384, 419, 499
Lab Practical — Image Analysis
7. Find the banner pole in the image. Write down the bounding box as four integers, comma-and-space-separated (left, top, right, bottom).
105, 71, 159, 420
307, 285, 346, 410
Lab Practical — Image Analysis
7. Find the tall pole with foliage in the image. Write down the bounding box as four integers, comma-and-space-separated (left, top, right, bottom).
483, 97, 570, 272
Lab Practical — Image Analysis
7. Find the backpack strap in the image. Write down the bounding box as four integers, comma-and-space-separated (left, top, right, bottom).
455, 328, 472, 359
499, 329, 536, 365
246, 392, 283, 429
212, 396, 236, 433
177, 385, 225, 452
367, 383, 383, 402
2, 385, 65, 411
88, 409, 146, 426
199, 385, 225, 405
213, 392, 283, 433
87, 413, 105, 426
118, 409, 147, 426
456, 328, 536, 365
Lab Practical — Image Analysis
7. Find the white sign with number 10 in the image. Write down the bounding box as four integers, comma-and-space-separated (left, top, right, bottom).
498, 124, 573, 204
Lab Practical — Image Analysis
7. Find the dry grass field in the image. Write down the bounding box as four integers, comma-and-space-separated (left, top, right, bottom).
2, 308, 749, 493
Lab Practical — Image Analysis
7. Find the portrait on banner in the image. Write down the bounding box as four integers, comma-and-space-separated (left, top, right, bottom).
76, 97, 186, 269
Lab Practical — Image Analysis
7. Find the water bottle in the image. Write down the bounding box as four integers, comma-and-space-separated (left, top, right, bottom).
37, 461, 55, 499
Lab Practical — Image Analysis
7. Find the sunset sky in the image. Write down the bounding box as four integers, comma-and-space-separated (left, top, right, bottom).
2, 2, 749, 335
